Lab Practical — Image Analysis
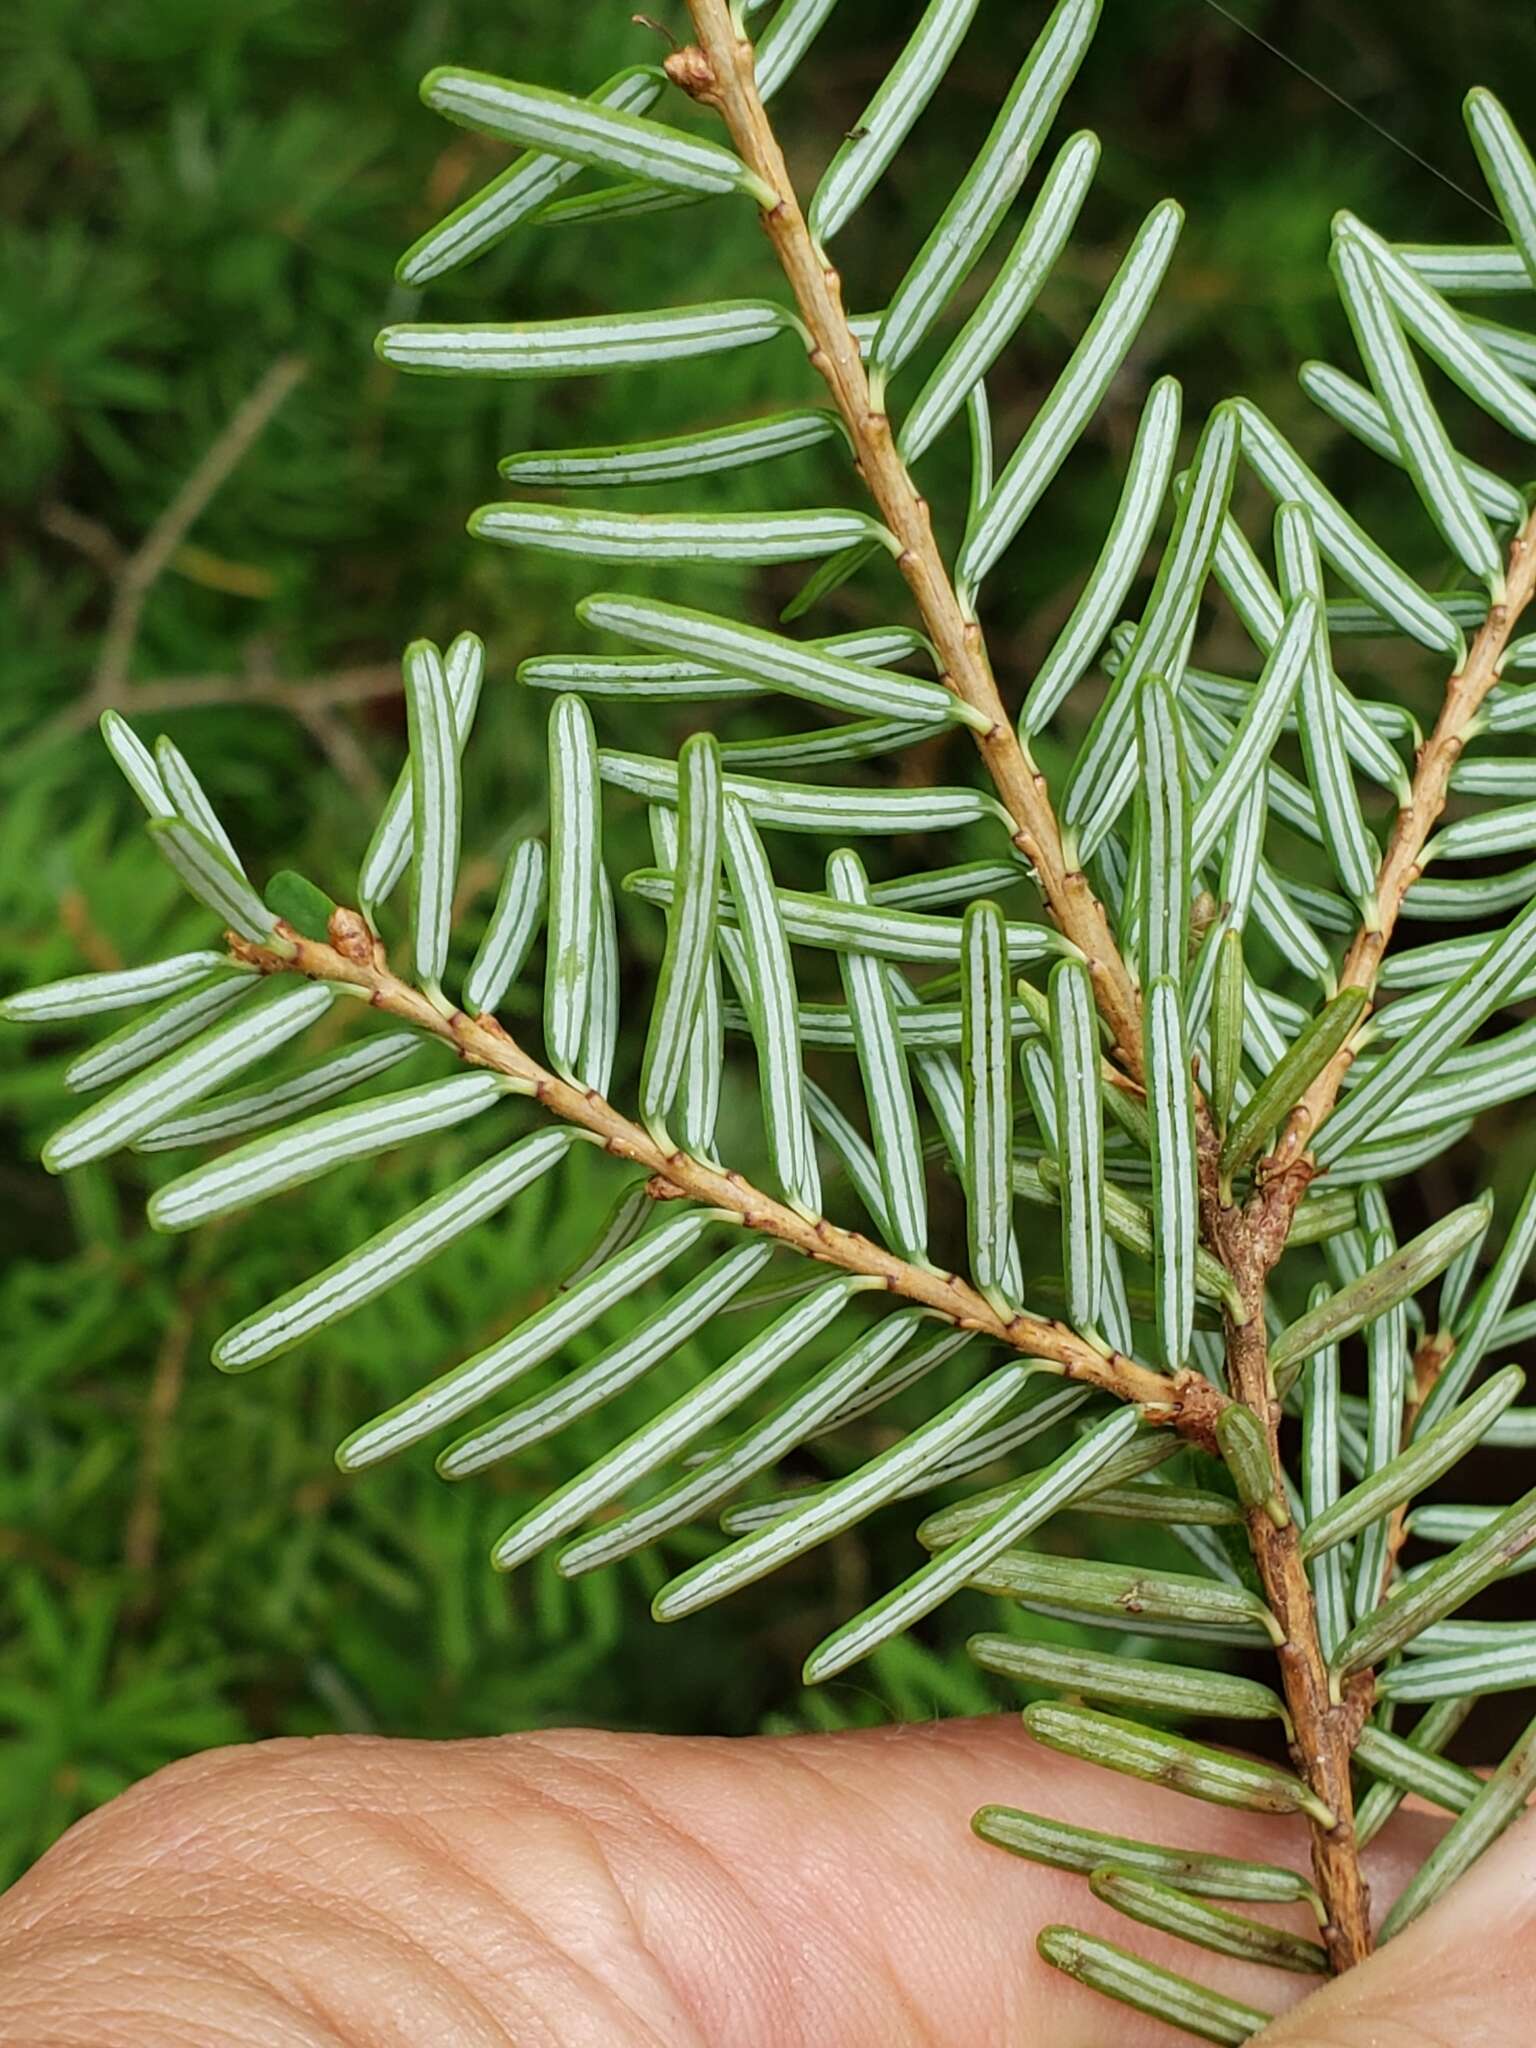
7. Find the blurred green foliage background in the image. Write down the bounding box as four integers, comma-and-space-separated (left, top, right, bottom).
1, 0, 1532, 1883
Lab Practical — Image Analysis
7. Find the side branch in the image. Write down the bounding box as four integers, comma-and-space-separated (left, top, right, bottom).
230, 914, 1218, 1435
1213, 1230, 1373, 1972
675, 3, 1145, 1079
1268, 505, 1536, 1176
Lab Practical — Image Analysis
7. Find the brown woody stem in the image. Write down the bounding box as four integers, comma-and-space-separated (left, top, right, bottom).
1209, 1216, 1374, 1970
231, 915, 1209, 1430
675, 2, 1145, 1078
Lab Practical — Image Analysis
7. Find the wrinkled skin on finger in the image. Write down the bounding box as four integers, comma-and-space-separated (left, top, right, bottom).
0, 1718, 1512, 2048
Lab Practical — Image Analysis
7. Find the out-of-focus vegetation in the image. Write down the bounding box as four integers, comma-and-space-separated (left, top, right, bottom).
1, 0, 1530, 1884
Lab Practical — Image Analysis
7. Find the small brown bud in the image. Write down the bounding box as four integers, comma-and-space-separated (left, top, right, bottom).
327, 906, 375, 965
664, 45, 716, 101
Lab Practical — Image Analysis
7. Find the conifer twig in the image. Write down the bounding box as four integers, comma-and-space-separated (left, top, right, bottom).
1266, 507, 1536, 1182
1206, 1221, 1373, 1970
672, 5, 1147, 1080
232, 911, 1220, 1435
82, 16, 1536, 1998
1218, 507, 1536, 1965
